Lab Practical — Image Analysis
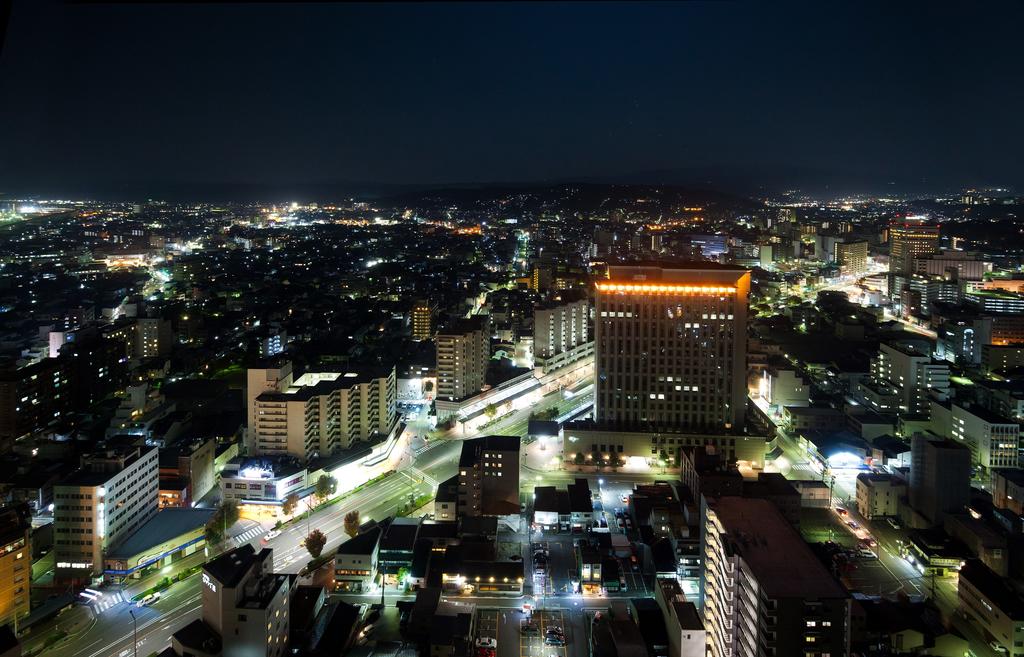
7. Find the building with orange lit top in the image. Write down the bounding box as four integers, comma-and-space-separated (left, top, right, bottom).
889, 220, 939, 274
563, 264, 765, 471
593, 264, 750, 432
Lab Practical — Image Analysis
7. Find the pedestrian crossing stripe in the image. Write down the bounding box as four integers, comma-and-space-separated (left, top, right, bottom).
92, 591, 124, 614
233, 527, 264, 545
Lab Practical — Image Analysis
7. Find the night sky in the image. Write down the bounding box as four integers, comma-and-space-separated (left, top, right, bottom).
1, 1, 1022, 198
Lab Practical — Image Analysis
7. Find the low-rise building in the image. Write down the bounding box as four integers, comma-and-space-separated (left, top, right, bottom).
334, 526, 381, 593
993, 469, 1024, 516
959, 559, 1024, 657
856, 473, 904, 519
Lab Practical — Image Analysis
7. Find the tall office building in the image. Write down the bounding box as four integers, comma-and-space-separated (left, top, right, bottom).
252, 365, 398, 461
701, 497, 850, 657
53, 445, 159, 583
533, 290, 590, 369
0, 504, 30, 628
833, 239, 868, 276
889, 221, 940, 274
909, 433, 971, 524
411, 300, 434, 341
594, 264, 750, 432
170, 545, 291, 657
457, 435, 520, 517
436, 317, 490, 402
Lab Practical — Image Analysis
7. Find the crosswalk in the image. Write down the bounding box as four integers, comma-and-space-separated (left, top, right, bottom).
91, 590, 124, 615
232, 526, 264, 545
406, 466, 439, 488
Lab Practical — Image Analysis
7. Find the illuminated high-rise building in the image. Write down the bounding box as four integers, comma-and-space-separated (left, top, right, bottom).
411, 299, 434, 341
594, 264, 750, 432
833, 239, 868, 276
436, 316, 490, 402
889, 221, 939, 273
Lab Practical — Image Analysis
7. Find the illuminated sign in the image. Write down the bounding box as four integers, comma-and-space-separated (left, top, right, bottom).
202, 572, 218, 593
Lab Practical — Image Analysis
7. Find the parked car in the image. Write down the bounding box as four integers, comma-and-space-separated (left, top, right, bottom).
544, 635, 566, 646
475, 638, 498, 649
521, 622, 539, 635
856, 548, 877, 559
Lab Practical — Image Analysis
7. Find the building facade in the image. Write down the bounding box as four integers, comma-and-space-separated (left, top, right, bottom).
701, 497, 850, 657
436, 317, 490, 402
252, 366, 398, 461
53, 445, 160, 583
534, 292, 589, 367
0, 505, 30, 628
889, 221, 940, 274
594, 264, 750, 432
457, 435, 520, 517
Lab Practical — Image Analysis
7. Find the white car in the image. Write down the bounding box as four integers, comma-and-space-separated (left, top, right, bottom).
475, 638, 498, 649
136, 592, 160, 607
263, 530, 282, 541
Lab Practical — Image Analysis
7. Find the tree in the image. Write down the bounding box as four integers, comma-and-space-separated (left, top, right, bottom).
484, 403, 497, 420
304, 529, 327, 559
282, 493, 299, 517
573, 453, 585, 466
221, 499, 240, 527
423, 380, 433, 393
343, 510, 360, 538
314, 475, 337, 504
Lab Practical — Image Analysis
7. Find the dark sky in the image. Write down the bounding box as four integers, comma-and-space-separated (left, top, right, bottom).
1, 1, 1022, 198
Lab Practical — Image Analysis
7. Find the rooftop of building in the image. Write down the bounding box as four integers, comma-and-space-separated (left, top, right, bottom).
458, 434, 520, 467
380, 517, 422, 552
336, 526, 381, 557
436, 315, 489, 336
993, 468, 1024, 487
238, 572, 291, 609
856, 472, 902, 487
256, 365, 394, 402
710, 496, 847, 599
960, 559, 1024, 619
106, 507, 214, 560
172, 619, 222, 656
60, 444, 157, 487
953, 401, 1017, 425
204, 544, 261, 589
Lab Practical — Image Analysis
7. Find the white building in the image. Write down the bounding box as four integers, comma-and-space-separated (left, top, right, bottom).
534, 292, 590, 370
950, 402, 1020, 471
436, 317, 490, 402
855, 473, 903, 519
53, 445, 159, 584
250, 365, 397, 461
868, 342, 949, 416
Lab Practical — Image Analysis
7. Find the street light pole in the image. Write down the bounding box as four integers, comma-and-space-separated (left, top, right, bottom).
129, 609, 138, 657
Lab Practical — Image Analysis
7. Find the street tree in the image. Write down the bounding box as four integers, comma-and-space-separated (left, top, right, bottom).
343, 510, 360, 538
304, 529, 327, 559
282, 493, 299, 517
314, 475, 337, 504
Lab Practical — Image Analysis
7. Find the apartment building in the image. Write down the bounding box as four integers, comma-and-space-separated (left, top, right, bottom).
701, 497, 850, 657
436, 317, 490, 402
